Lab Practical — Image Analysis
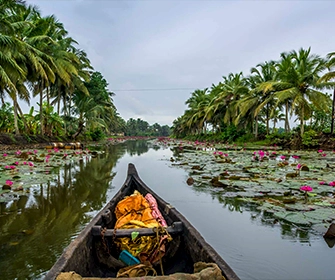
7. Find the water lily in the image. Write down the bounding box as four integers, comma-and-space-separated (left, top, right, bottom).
14, 161, 19, 165
322, 153, 327, 157
319, 181, 326, 185
15, 150, 21, 155
23, 161, 27, 165
329, 181, 335, 186
5, 180, 13, 186
318, 149, 323, 153
300, 185, 313, 203
296, 163, 302, 170
300, 185, 313, 192
292, 155, 299, 159
28, 162, 34, 167
9, 165, 16, 169
4, 165, 10, 169
280, 155, 286, 160
3, 153, 7, 157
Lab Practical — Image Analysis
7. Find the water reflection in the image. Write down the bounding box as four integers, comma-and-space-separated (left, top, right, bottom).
124, 140, 151, 156
191, 186, 316, 244
0, 144, 127, 280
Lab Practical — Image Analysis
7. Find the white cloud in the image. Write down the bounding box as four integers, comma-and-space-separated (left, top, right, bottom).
22, 0, 335, 126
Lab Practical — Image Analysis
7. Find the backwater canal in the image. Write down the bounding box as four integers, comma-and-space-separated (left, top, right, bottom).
0, 140, 334, 280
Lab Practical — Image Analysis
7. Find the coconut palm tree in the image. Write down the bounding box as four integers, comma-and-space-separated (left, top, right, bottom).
236, 61, 278, 138
206, 73, 249, 133
318, 52, 335, 134
275, 48, 328, 136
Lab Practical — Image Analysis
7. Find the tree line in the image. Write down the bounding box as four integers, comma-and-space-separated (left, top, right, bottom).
125, 118, 171, 137
172, 48, 335, 143
0, 0, 170, 140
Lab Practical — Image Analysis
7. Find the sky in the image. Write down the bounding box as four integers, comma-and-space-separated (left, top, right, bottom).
23, 0, 335, 126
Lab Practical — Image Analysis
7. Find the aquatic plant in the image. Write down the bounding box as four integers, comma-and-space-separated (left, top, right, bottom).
300, 185, 312, 203
5, 180, 13, 186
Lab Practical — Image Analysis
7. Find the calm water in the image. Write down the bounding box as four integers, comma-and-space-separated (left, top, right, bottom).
0, 140, 334, 280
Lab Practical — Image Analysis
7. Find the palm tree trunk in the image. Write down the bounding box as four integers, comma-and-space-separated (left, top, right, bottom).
40, 81, 44, 135
57, 86, 61, 115
13, 99, 19, 135
300, 104, 304, 137
331, 88, 335, 134
254, 116, 258, 139
285, 102, 290, 133
46, 87, 50, 107
266, 105, 269, 135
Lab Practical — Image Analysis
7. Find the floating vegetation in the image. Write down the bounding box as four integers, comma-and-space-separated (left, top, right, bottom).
156, 138, 335, 236
0, 148, 104, 203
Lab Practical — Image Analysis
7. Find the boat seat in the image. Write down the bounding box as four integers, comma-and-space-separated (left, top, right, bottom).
91, 221, 183, 237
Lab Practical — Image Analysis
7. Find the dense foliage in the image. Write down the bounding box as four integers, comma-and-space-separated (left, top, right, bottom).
0, 0, 169, 140
172, 48, 335, 146
125, 118, 171, 137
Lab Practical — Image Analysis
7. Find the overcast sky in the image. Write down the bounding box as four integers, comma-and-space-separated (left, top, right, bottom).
25, 0, 335, 126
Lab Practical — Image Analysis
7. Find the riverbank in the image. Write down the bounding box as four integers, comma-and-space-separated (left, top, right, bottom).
0, 133, 84, 151
1, 132, 335, 151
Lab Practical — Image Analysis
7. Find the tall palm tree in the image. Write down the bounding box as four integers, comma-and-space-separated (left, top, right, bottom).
185, 88, 210, 134
275, 48, 328, 136
236, 61, 278, 137
206, 73, 249, 131
318, 51, 335, 134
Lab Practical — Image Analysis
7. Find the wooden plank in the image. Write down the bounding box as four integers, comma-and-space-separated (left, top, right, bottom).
91, 221, 183, 237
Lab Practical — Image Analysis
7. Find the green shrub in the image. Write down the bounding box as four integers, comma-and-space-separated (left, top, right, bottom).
88, 128, 105, 141
302, 129, 318, 147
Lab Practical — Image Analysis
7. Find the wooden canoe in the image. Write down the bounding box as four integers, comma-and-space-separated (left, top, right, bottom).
45, 163, 240, 280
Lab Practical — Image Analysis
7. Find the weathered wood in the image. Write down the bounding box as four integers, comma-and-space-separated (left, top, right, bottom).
91, 221, 183, 237
45, 163, 240, 280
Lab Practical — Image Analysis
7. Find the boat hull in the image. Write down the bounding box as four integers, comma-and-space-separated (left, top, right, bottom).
45, 163, 239, 280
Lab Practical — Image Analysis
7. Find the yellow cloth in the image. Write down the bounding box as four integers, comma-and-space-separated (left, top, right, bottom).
114, 191, 161, 258
115, 191, 159, 229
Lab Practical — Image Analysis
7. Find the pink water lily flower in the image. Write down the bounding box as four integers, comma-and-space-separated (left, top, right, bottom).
4, 165, 10, 169
15, 150, 21, 155
296, 163, 302, 170
280, 155, 286, 160
319, 181, 326, 185
28, 162, 34, 167
292, 155, 299, 159
9, 165, 16, 169
318, 149, 323, 153
5, 180, 13, 186
14, 161, 19, 165
23, 161, 27, 165
3, 153, 7, 157
329, 181, 335, 186
322, 153, 327, 157
300, 185, 313, 192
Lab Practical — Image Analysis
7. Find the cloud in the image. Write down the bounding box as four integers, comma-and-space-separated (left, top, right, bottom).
20, 0, 335, 126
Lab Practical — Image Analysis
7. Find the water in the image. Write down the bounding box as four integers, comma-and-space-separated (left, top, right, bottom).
0, 140, 334, 280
